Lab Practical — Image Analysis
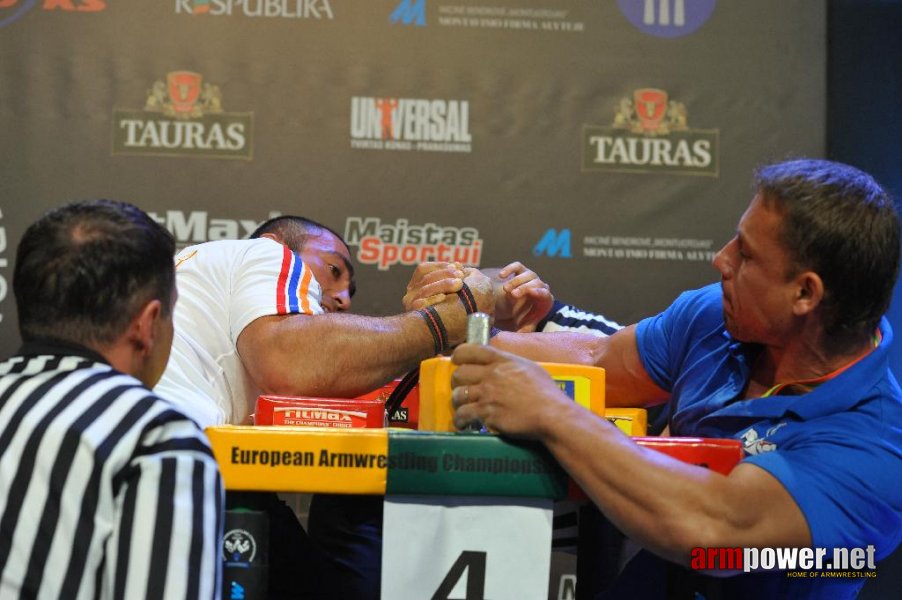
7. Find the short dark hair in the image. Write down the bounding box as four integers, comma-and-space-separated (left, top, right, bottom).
249, 215, 350, 254
14, 200, 176, 346
250, 215, 356, 297
755, 159, 900, 341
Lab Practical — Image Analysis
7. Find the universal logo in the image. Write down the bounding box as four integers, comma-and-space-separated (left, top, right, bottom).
582, 88, 719, 176
350, 96, 472, 153
112, 71, 254, 159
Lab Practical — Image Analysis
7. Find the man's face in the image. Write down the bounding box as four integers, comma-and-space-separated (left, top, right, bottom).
299, 229, 354, 313
712, 194, 800, 345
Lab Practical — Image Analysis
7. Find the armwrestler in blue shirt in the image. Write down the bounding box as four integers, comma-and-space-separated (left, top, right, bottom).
452, 158, 902, 599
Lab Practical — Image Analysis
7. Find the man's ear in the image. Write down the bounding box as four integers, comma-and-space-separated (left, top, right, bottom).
792, 271, 825, 316
129, 299, 163, 354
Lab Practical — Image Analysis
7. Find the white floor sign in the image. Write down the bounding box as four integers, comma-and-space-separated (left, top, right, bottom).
382, 495, 553, 600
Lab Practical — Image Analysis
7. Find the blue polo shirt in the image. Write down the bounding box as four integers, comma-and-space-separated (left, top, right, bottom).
631, 283, 902, 599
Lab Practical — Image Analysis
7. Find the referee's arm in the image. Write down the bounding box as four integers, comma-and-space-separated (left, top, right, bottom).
109, 422, 224, 600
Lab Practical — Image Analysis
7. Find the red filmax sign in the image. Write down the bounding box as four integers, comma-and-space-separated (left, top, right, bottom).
255, 396, 386, 428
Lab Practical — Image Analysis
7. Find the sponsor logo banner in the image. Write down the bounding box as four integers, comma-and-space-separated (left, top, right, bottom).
436, 5, 584, 33
1, 0, 106, 30
175, 0, 334, 19
390, 0, 425, 26
617, 0, 717, 38
112, 72, 254, 159
344, 217, 482, 271
533, 227, 717, 264
146, 210, 278, 248
391, 0, 586, 33
581, 234, 716, 262
582, 88, 719, 176
350, 97, 472, 153
533, 228, 572, 258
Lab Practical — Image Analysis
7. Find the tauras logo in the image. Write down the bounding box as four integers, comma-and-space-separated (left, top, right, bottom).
112, 71, 254, 159
344, 217, 482, 271
146, 210, 278, 246
582, 88, 719, 176
175, 0, 334, 19
350, 96, 472, 153
0, 208, 7, 324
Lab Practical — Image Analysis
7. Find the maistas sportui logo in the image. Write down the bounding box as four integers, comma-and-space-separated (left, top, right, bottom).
344, 217, 482, 271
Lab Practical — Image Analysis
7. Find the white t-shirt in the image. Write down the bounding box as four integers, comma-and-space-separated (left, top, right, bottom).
155, 238, 323, 427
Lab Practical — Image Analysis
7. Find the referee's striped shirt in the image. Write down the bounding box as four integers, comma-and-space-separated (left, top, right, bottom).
536, 300, 623, 338
0, 340, 224, 600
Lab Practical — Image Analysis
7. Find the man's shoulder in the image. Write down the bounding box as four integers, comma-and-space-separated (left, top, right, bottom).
178, 237, 278, 257
671, 283, 723, 313
176, 238, 288, 274
639, 283, 724, 338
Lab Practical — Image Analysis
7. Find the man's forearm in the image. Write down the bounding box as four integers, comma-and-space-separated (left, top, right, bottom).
492, 330, 599, 364
492, 326, 669, 408
241, 296, 477, 398
537, 402, 809, 565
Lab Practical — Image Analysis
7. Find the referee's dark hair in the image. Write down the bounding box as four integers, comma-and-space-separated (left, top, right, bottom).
13, 199, 176, 346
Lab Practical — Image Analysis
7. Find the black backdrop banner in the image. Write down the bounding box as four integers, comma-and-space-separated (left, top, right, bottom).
0, 0, 826, 357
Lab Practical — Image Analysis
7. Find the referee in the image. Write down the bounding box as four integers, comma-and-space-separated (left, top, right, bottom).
0, 200, 223, 599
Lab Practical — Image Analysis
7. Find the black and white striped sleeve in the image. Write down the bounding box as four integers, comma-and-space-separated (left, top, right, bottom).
535, 299, 624, 337
108, 410, 224, 600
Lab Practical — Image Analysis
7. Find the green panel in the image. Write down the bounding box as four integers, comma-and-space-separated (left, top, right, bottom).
386, 430, 568, 499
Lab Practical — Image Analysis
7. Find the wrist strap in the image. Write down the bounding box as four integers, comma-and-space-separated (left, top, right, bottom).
457, 283, 478, 314
418, 307, 448, 355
